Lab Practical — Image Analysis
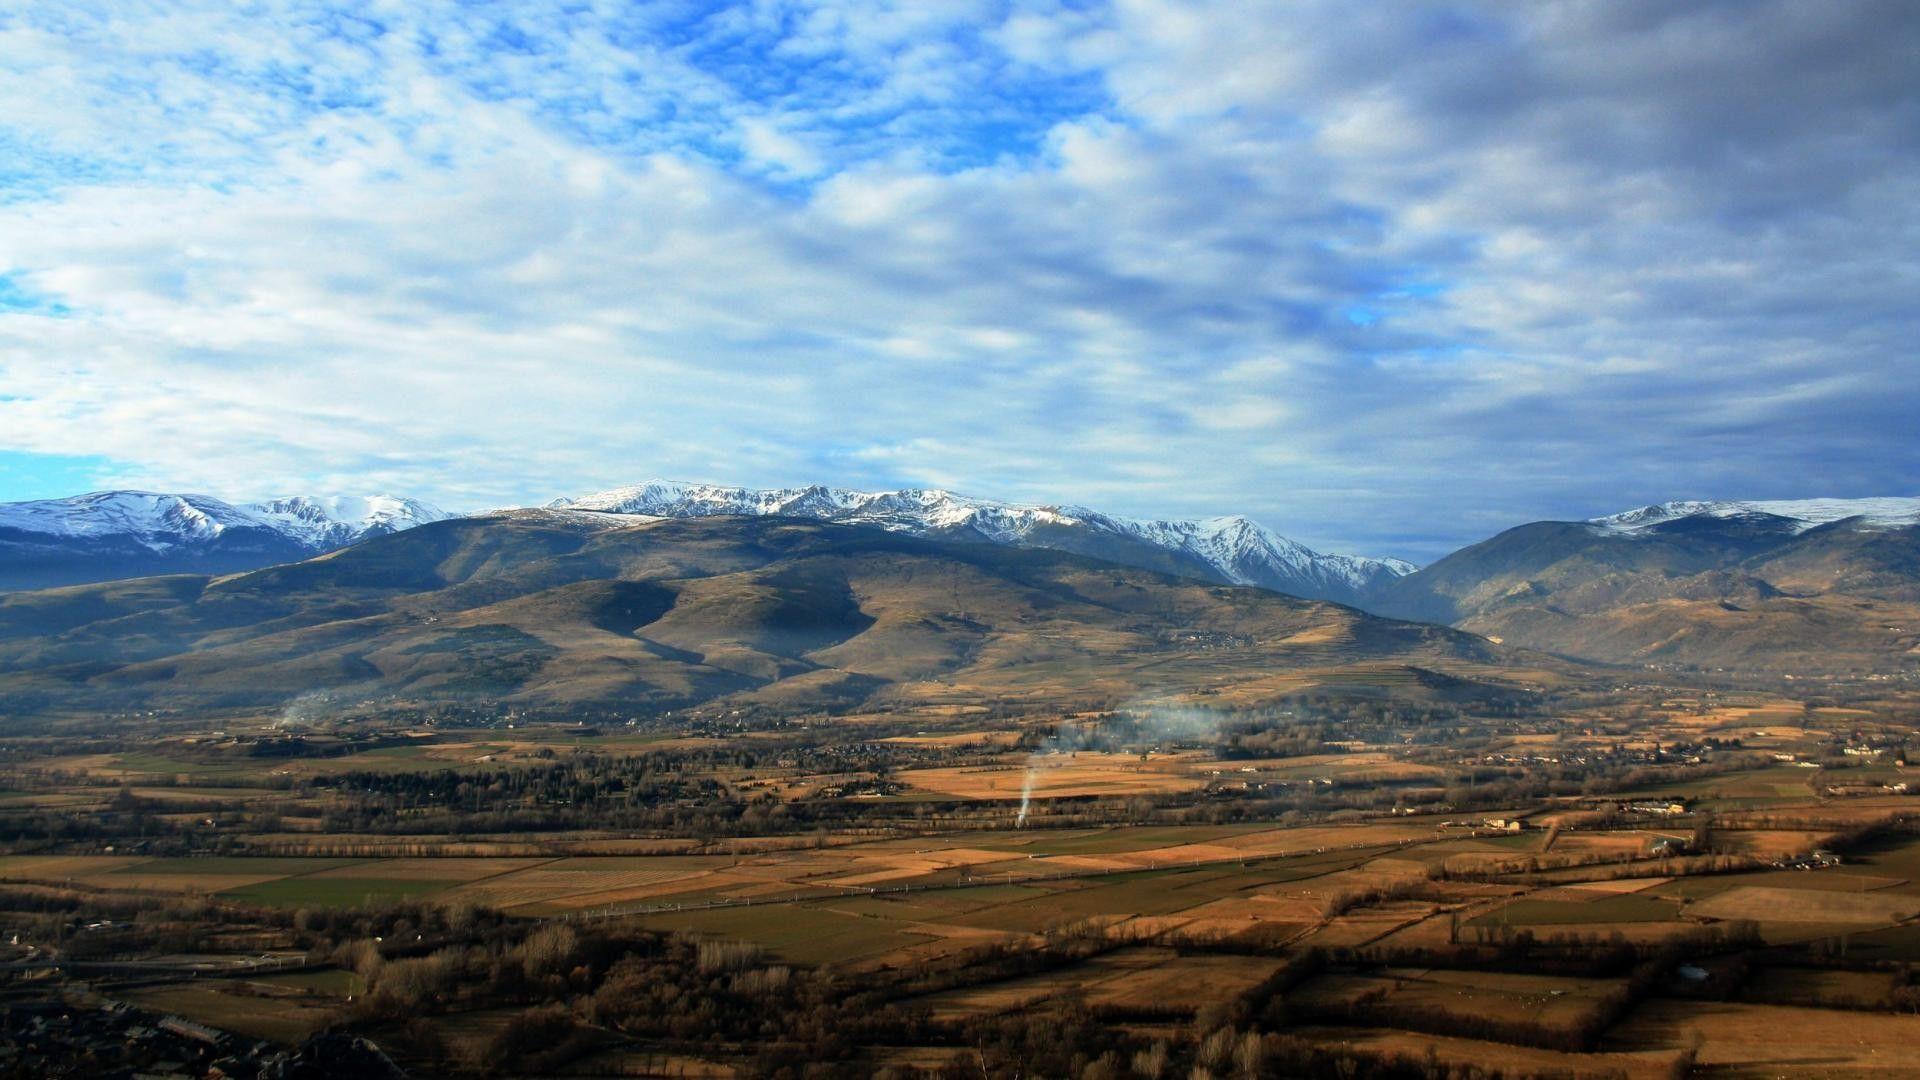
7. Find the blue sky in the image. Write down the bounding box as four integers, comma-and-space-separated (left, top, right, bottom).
1, 2, 1915, 561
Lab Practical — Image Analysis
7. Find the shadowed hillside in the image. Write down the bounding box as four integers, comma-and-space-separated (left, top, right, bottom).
0, 511, 1544, 717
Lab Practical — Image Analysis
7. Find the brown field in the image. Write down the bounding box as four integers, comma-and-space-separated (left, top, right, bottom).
1295, 968, 1628, 1032
879, 729, 1023, 747
1186, 752, 1444, 784
1089, 951, 1284, 1012
1744, 966, 1898, 1009
0, 854, 146, 880
1718, 798, 1915, 829
1686, 885, 1920, 924
105, 873, 298, 894
1299, 1025, 1684, 1079
898, 752, 1206, 800
1298, 902, 1438, 948
0, 822, 1447, 934
1714, 829, 1835, 859
1607, 999, 1920, 1077
1560, 876, 1673, 895
910, 946, 1281, 1022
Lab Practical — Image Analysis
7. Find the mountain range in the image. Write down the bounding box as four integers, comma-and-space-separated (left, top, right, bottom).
2, 483, 1916, 676
547, 481, 1416, 606
0, 491, 452, 591
1375, 497, 1920, 671
0, 482, 1412, 605
0, 511, 1519, 717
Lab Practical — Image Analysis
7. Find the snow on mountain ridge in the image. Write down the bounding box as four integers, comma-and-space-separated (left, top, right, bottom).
0, 492, 263, 548
549, 480, 1414, 596
247, 494, 453, 547
1594, 497, 1920, 534
0, 490, 452, 551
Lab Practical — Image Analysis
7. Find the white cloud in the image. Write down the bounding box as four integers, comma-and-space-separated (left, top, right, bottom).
0, 1, 1915, 560
737, 117, 824, 176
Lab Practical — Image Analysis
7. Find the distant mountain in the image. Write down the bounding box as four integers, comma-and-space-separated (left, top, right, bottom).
547, 481, 1415, 606
1370, 496, 1920, 671
0, 491, 451, 591
0, 511, 1521, 717
1591, 497, 1920, 534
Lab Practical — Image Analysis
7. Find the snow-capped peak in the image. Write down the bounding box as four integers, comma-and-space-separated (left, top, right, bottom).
1103, 514, 1416, 593
0, 490, 452, 552
245, 494, 453, 547
549, 481, 1084, 542
0, 491, 263, 547
1593, 496, 1920, 535
548, 480, 1414, 600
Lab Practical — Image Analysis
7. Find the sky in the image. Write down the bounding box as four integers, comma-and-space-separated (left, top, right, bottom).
0, 2, 1915, 562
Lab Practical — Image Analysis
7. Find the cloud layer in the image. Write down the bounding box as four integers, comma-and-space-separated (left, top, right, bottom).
1, 1, 1915, 560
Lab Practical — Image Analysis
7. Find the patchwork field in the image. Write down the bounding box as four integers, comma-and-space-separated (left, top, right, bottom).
1607, 1000, 1920, 1077
10, 694, 1920, 1079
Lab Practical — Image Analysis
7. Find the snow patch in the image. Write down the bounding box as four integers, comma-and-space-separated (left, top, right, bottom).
0, 490, 452, 552
549, 480, 1414, 594
1593, 497, 1920, 535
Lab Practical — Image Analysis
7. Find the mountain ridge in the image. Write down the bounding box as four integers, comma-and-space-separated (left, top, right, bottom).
1372, 495, 1920, 671
0, 511, 1531, 718
6, 483, 1918, 674
0, 490, 452, 591
546, 480, 1416, 606
1592, 496, 1920, 534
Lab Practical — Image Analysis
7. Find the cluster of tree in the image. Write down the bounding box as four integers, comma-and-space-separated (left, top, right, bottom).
1288, 934, 1746, 1057
0, 885, 234, 960
315, 919, 943, 1076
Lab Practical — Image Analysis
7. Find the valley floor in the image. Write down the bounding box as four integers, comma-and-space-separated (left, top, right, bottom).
5, 685, 1920, 1077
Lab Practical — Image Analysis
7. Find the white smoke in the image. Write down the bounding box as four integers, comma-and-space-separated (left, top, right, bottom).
276, 689, 340, 728
1012, 703, 1232, 827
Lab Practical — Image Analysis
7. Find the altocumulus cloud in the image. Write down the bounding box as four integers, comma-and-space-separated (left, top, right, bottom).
0, 0, 1914, 560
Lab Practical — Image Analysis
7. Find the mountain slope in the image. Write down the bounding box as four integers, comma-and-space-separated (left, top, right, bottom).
0, 512, 1529, 717
1370, 497, 1920, 671
547, 481, 1414, 605
0, 491, 452, 591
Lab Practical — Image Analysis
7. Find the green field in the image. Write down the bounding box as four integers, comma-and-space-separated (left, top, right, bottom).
219, 876, 461, 908
258, 968, 365, 995
1616, 766, 1818, 810
123, 984, 337, 1043
111, 752, 254, 778
635, 901, 938, 965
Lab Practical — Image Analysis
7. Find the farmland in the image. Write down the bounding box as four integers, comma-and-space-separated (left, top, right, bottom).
6, 677, 1920, 1078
